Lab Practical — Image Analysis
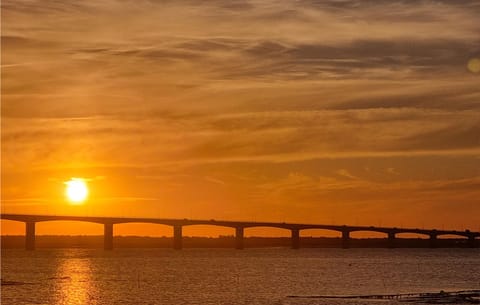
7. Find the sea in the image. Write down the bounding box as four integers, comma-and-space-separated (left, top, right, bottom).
2, 248, 479, 305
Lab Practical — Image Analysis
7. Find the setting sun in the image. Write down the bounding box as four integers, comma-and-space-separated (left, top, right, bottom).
65, 178, 89, 204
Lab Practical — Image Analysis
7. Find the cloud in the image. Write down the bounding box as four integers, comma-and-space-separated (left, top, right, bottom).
2, 108, 480, 171
2, 0, 480, 227
336, 169, 358, 179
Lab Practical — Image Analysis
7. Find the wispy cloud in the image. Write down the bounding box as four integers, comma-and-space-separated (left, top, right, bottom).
2, 0, 479, 228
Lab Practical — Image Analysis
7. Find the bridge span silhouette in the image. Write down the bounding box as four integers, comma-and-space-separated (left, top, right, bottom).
2, 213, 479, 250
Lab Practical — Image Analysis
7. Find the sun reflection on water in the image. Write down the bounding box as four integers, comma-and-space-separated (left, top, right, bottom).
53, 254, 97, 305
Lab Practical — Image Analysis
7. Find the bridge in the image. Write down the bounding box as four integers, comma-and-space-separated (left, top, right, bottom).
1, 213, 479, 250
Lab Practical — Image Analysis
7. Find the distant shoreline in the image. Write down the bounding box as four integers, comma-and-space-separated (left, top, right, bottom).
1, 235, 477, 249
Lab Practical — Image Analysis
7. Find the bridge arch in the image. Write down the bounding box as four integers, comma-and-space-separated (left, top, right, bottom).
298, 228, 342, 248
349, 230, 390, 238
240, 226, 292, 248
181, 224, 236, 237
300, 228, 343, 237
35, 220, 103, 235
175, 224, 236, 248
114, 222, 173, 237
1, 219, 25, 235
436, 233, 470, 239
243, 225, 291, 237
396, 232, 432, 238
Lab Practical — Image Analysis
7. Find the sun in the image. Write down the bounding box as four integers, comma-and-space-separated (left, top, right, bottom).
65, 178, 89, 204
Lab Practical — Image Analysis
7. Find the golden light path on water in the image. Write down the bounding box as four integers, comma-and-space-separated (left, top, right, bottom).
53, 254, 96, 305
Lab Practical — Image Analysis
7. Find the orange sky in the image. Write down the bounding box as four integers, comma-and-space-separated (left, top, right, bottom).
1, 0, 480, 236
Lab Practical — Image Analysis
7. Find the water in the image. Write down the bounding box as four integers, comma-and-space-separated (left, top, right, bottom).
2, 248, 479, 305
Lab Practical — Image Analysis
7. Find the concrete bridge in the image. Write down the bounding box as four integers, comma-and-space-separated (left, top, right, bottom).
2, 213, 479, 250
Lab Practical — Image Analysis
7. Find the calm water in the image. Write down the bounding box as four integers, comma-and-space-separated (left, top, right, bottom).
2, 248, 479, 305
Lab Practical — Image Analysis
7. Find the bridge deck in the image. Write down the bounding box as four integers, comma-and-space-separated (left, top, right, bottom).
2, 213, 479, 237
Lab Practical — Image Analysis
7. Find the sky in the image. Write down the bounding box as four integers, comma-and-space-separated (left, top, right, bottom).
1, 0, 480, 236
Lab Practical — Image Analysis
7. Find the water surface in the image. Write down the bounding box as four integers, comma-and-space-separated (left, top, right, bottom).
2, 248, 479, 305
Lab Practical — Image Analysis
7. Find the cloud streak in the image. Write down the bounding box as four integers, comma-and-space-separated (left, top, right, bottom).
2, 0, 479, 228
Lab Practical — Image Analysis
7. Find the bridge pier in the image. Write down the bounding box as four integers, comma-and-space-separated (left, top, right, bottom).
388, 232, 396, 248
25, 221, 36, 251
235, 227, 244, 250
342, 230, 350, 249
104, 223, 114, 250
429, 233, 437, 248
291, 229, 300, 249
173, 225, 182, 250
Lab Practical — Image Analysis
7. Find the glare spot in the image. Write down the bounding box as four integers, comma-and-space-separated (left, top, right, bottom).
467, 58, 480, 73
65, 178, 89, 204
